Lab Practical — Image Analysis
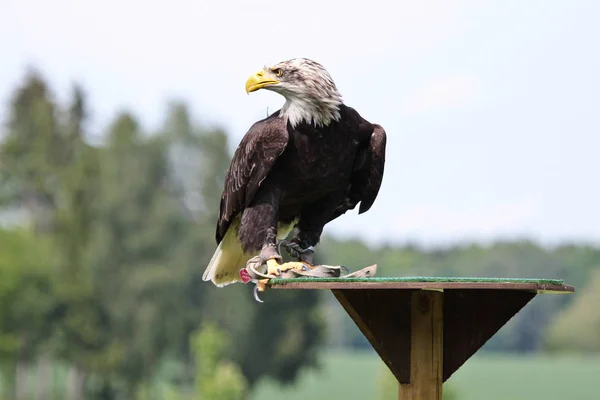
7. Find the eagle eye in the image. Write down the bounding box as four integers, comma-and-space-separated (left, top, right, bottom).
273, 68, 283, 77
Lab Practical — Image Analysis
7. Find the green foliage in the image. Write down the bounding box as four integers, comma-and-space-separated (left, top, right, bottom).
229, 289, 324, 387
191, 324, 248, 400
74, 111, 196, 398
0, 228, 58, 358
543, 268, 600, 353
0, 228, 59, 397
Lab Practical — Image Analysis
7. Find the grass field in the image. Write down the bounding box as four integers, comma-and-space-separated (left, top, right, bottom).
2, 351, 598, 399
251, 350, 600, 400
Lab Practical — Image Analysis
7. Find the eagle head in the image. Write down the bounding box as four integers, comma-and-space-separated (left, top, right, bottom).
245, 58, 343, 128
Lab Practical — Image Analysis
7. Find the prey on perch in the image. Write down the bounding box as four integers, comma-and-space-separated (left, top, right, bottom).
202, 58, 386, 302
241, 240, 378, 302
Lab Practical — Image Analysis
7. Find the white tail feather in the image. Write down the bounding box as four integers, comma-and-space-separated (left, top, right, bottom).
202, 227, 249, 287
203, 218, 297, 287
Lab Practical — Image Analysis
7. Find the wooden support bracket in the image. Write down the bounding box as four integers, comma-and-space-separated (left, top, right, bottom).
270, 278, 574, 400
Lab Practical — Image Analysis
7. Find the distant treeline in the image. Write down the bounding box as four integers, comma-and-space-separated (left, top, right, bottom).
317, 237, 598, 354
0, 69, 596, 400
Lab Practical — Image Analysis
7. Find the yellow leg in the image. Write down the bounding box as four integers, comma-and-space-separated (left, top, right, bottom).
266, 259, 313, 276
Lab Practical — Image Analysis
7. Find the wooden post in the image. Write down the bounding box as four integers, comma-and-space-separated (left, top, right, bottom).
399, 290, 444, 399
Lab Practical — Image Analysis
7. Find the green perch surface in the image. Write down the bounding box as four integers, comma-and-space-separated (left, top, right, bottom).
269, 276, 565, 285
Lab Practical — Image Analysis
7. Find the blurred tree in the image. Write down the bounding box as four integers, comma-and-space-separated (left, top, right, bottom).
79, 112, 190, 399
160, 101, 241, 364
0, 69, 69, 400
0, 69, 68, 233
0, 228, 59, 400
50, 85, 113, 400
543, 267, 600, 353
190, 324, 247, 400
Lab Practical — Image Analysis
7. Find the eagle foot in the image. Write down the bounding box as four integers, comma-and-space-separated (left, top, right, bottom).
244, 257, 312, 281
277, 240, 315, 265
244, 256, 273, 280
267, 259, 311, 276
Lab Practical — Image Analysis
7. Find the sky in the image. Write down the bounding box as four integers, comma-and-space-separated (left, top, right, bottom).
1, 0, 598, 247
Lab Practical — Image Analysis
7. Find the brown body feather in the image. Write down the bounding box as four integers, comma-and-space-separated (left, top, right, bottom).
216, 104, 387, 254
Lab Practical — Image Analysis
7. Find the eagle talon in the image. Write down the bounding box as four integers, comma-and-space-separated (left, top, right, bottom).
253, 285, 264, 303
278, 240, 315, 264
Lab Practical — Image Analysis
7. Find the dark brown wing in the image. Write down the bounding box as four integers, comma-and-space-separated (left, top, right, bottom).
355, 124, 387, 213
329, 123, 387, 222
215, 114, 288, 244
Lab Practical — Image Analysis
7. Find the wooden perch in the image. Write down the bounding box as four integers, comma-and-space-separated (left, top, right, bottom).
269, 277, 574, 400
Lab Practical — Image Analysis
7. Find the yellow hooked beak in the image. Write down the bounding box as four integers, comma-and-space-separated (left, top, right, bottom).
245, 70, 280, 93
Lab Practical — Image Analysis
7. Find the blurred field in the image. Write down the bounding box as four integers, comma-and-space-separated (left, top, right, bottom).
251, 350, 600, 400
1, 350, 597, 399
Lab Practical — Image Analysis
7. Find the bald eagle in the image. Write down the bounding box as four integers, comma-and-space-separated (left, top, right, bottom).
202, 58, 386, 287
